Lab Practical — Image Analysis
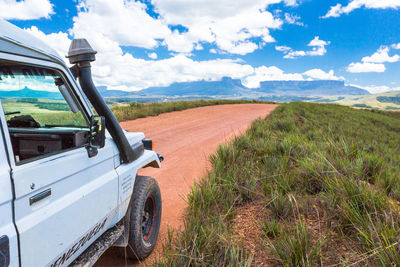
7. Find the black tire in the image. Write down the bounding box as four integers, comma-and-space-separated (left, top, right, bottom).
126, 175, 161, 260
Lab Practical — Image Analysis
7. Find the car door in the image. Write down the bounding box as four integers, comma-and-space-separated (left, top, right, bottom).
0, 112, 18, 267
10, 136, 118, 267
0, 62, 119, 267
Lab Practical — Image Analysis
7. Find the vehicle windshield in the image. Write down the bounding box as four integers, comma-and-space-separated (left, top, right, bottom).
0, 63, 88, 128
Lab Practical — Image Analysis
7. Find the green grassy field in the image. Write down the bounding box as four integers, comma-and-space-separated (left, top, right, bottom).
316, 90, 400, 111
1, 98, 273, 126
2, 98, 87, 126
155, 102, 400, 266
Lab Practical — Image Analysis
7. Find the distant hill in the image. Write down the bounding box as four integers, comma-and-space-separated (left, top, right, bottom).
376, 92, 400, 105
256, 80, 368, 96
135, 78, 369, 97
0, 87, 62, 99
317, 90, 400, 110
97, 86, 131, 98
139, 77, 252, 96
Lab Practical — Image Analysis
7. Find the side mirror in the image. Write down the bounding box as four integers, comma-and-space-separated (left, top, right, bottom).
89, 115, 105, 149
86, 115, 105, 158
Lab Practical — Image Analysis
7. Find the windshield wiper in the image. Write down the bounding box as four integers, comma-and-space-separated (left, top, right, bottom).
5, 111, 21, 116
44, 124, 87, 128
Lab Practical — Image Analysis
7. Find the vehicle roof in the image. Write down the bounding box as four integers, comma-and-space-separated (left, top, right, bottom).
0, 19, 65, 66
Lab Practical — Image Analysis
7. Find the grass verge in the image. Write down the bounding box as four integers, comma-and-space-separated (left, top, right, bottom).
155, 102, 400, 266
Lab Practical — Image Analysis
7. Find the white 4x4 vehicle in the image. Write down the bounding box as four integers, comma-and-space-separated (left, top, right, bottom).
0, 20, 163, 266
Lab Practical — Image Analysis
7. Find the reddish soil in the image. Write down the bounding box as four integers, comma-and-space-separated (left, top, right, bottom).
94, 103, 278, 266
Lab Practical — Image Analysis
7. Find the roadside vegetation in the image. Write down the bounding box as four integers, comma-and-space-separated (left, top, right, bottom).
111, 99, 271, 122
3, 98, 271, 126
155, 102, 400, 266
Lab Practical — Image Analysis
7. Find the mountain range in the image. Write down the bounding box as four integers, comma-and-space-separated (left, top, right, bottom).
106, 77, 370, 98
0, 87, 62, 99
0, 79, 370, 101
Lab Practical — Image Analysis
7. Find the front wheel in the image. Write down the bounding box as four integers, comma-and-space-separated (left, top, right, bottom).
126, 176, 162, 260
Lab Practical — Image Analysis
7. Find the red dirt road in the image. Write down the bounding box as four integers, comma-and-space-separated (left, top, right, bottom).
95, 104, 277, 266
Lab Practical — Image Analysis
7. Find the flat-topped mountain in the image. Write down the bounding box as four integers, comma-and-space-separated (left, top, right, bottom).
136, 78, 370, 97
0, 87, 62, 99
139, 77, 253, 96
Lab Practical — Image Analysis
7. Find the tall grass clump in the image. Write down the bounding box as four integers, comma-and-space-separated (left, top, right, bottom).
156, 102, 400, 266
267, 220, 325, 267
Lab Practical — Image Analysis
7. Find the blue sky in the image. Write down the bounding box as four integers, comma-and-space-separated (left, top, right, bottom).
1, 0, 400, 93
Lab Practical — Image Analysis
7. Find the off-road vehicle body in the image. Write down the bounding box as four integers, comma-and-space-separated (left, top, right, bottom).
0, 20, 163, 267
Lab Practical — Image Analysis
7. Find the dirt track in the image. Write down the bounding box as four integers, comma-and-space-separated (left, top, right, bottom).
94, 103, 277, 266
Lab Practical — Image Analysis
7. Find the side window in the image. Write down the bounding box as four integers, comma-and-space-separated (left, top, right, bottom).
0, 62, 90, 164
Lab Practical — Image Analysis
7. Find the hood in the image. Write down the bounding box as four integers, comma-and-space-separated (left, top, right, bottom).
124, 131, 145, 146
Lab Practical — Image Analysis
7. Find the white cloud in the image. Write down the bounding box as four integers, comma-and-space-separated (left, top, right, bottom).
279, 36, 330, 59
148, 52, 158, 59
361, 46, 399, 63
284, 13, 304, 26
24, 26, 71, 60
151, 0, 288, 54
194, 43, 203, 50
322, 4, 343, 18
275, 45, 291, 52
69, 0, 299, 55
71, 0, 171, 50
29, 24, 348, 91
26, 14, 255, 91
243, 66, 304, 88
93, 54, 255, 91
347, 62, 386, 73
284, 0, 298, 6
162, 31, 194, 53
303, 69, 344, 80
347, 45, 399, 73
19, 26, 352, 91
322, 0, 400, 18
391, 43, 400, 49
0, 0, 53, 20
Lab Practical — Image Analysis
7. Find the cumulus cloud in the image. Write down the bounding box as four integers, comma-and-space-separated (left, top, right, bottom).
26, 25, 255, 91
322, 0, 400, 18
347, 46, 399, 73
278, 36, 330, 59
361, 46, 399, 63
92, 54, 255, 91
68, 0, 300, 55
24, 26, 71, 60
243, 66, 304, 88
391, 43, 400, 49
303, 69, 344, 80
347, 62, 386, 73
71, 0, 170, 50
152, 0, 284, 54
0, 0, 54, 20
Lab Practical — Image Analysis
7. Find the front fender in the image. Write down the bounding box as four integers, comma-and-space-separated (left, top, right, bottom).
114, 150, 161, 226
140, 150, 161, 169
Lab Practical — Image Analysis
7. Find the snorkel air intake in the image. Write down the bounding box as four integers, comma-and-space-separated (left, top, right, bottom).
67, 39, 138, 164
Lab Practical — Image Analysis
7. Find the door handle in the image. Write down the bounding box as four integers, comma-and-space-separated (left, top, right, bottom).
29, 189, 51, 205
